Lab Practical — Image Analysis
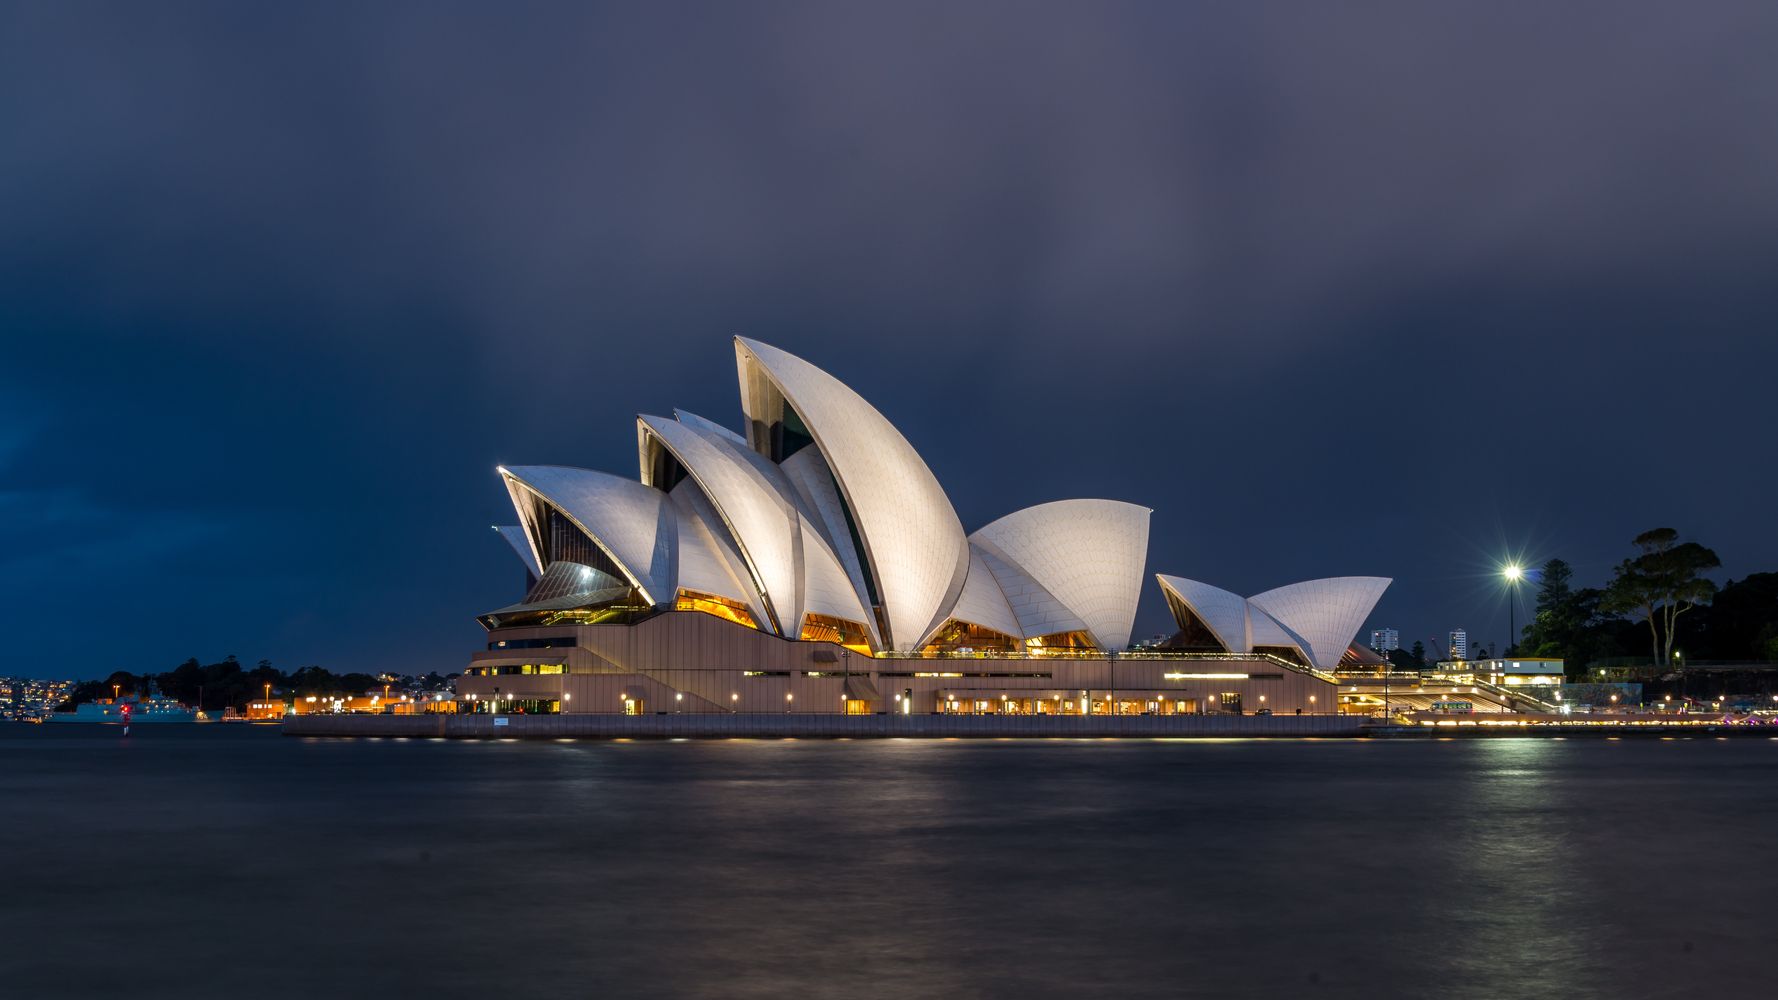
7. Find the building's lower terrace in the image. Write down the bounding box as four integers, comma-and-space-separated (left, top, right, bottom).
455, 612, 1341, 716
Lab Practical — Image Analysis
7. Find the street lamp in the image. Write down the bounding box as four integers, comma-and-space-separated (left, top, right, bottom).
1503, 564, 1524, 656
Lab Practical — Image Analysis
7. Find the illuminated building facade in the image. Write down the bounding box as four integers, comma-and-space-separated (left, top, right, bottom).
458, 339, 1389, 716
1369, 628, 1400, 654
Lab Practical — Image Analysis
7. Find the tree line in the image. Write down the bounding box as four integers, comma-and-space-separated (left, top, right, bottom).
59, 656, 456, 712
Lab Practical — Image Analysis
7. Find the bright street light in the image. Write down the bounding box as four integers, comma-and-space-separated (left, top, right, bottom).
1503, 563, 1525, 655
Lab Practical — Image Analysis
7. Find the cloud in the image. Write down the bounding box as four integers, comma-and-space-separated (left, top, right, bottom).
4, 1, 1775, 369
1, 1, 1774, 674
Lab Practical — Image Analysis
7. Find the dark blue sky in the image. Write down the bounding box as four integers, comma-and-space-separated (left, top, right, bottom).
4, 2, 1776, 679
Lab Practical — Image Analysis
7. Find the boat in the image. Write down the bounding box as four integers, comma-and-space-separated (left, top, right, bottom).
51, 695, 198, 724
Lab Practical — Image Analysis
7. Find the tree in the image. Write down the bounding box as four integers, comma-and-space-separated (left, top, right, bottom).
287, 665, 340, 696
1534, 559, 1573, 625
1387, 641, 1435, 672
1521, 558, 1609, 672
1696, 574, 1778, 661
1602, 528, 1720, 667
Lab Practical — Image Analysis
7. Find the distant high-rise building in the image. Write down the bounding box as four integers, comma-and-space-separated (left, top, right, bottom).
1449, 628, 1469, 661
1370, 628, 1400, 653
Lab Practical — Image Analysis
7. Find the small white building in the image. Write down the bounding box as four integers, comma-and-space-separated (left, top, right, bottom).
1433, 657, 1565, 686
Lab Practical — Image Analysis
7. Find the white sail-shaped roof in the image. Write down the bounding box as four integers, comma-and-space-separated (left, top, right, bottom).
493, 525, 543, 578
666, 480, 771, 626
944, 547, 1024, 640
672, 408, 746, 445
972, 543, 1089, 640
693, 421, 876, 637
970, 500, 1151, 651
638, 414, 801, 634
643, 413, 876, 641
1245, 605, 1303, 652
1154, 573, 1391, 668
674, 412, 810, 512
778, 446, 876, 632
486, 341, 1390, 665
1247, 577, 1392, 669
1154, 575, 1250, 653
499, 465, 676, 605
736, 337, 968, 650
797, 519, 874, 630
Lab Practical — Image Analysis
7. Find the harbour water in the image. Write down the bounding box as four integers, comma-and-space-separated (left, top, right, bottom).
3, 724, 1772, 999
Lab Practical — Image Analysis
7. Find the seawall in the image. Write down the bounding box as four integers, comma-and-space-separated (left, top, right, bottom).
282, 713, 1367, 739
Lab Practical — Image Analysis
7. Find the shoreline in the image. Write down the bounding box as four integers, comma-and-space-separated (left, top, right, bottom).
278, 714, 1778, 740
284, 713, 1364, 739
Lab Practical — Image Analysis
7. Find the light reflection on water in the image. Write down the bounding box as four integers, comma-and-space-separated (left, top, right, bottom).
1, 725, 1772, 1000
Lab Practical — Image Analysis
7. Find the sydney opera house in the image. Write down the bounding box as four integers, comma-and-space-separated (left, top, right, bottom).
458, 338, 1388, 716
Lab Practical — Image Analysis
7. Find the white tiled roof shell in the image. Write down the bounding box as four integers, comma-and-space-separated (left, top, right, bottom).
971, 543, 1089, 641
970, 500, 1151, 651
1152, 569, 1344, 661
671, 408, 746, 445
667, 480, 773, 629
944, 547, 1024, 640
736, 338, 968, 650
500, 465, 676, 605
1154, 575, 1250, 652
678, 412, 802, 491
671, 415, 875, 640
638, 415, 802, 634
1247, 577, 1392, 669
1246, 605, 1304, 652
778, 447, 883, 647
494, 525, 543, 578
797, 519, 874, 631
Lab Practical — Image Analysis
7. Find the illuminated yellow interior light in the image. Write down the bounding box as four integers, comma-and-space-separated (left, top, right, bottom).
675, 589, 759, 630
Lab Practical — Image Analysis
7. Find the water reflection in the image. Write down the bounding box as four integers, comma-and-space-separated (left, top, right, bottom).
1, 727, 1772, 999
